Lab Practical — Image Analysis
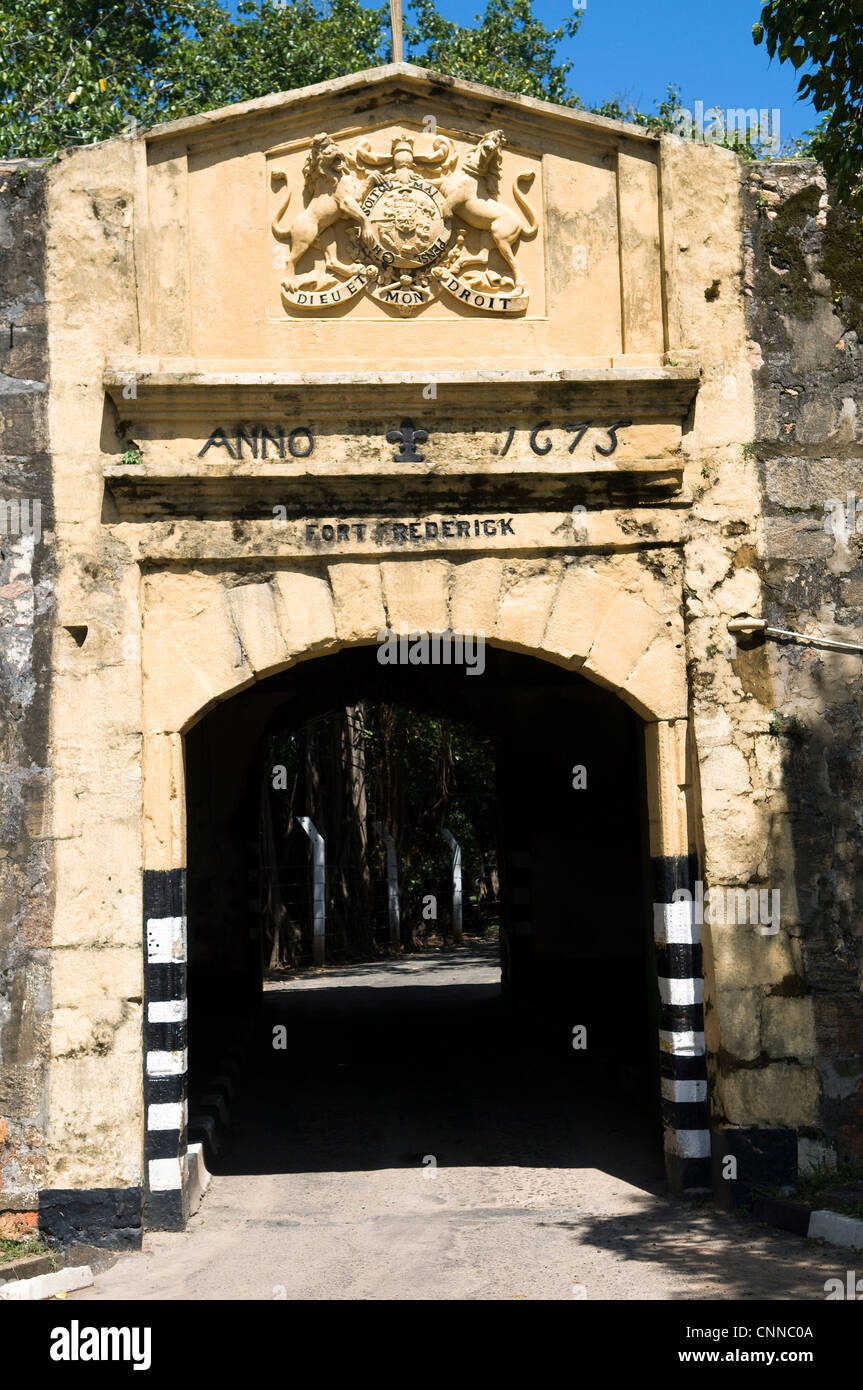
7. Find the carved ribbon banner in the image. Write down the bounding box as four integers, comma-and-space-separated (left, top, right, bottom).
434, 271, 526, 314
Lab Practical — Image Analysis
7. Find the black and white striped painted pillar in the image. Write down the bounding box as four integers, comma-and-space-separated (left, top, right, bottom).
652, 851, 711, 1192
645, 719, 711, 1194
142, 868, 188, 1230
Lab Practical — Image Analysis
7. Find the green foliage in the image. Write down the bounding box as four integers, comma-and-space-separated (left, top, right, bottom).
0, 0, 687, 160
0, 1235, 51, 1263
591, 83, 685, 135
760, 1161, 863, 1221
768, 710, 807, 740
1, 0, 202, 154
404, 0, 581, 105
162, 0, 390, 118
361, 701, 496, 932
0, 0, 390, 156
266, 701, 497, 954
754, 2, 863, 206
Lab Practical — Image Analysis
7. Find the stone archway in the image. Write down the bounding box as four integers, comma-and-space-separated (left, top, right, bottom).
138, 553, 708, 1227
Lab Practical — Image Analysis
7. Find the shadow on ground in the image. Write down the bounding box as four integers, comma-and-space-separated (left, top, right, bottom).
203, 944, 666, 1193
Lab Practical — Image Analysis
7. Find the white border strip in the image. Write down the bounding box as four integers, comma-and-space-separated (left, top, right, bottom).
661, 1077, 707, 1104
659, 1029, 705, 1055
146, 915, 187, 964
664, 1128, 711, 1159
146, 1049, 188, 1077
147, 999, 188, 1023
653, 900, 700, 946
657, 976, 703, 1006
148, 1156, 183, 1191
147, 1100, 188, 1131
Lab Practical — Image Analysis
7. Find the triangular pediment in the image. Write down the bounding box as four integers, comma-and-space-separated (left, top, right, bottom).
144, 62, 658, 154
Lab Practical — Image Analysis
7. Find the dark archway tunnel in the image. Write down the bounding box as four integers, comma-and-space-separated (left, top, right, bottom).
183, 644, 665, 1191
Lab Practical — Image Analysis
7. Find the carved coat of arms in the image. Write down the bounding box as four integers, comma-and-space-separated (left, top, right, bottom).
271, 129, 538, 315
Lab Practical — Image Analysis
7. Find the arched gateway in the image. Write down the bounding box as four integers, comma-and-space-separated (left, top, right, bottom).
6, 64, 836, 1247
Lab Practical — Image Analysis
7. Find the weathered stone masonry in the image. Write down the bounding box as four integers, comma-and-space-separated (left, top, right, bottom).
0, 66, 861, 1242
0, 160, 54, 1238
745, 160, 863, 1169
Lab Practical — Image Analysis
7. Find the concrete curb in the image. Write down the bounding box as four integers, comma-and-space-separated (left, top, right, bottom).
808, 1209, 863, 1251
0, 1264, 93, 1301
185, 1141, 211, 1216
0, 1252, 56, 1282
753, 1196, 863, 1252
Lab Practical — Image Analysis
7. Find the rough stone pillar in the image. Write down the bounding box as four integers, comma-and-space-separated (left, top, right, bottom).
645, 719, 711, 1193
0, 159, 53, 1239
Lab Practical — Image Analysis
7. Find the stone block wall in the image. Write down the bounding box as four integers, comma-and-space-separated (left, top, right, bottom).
0, 160, 54, 1227
745, 159, 863, 1166
1, 105, 862, 1232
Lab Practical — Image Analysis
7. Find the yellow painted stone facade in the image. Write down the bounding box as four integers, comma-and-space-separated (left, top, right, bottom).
17, 65, 839, 1226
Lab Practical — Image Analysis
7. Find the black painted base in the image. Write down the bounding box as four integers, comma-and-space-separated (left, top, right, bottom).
143, 1187, 186, 1232
38, 1187, 142, 1248
665, 1153, 712, 1195
711, 1126, 798, 1209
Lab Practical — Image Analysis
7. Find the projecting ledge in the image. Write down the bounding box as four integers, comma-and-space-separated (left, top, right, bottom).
104, 362, 702, 422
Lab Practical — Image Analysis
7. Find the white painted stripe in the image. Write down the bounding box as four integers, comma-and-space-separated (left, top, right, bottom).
659, 1029, 705, 1056
0, 1265, 94, 1301
661, 1077, 707, 1104
147, 999, 187, 1023
146, 1048, 188, 1077
664, 1128, 711, 1159
146, 915, 187, 964
147, 1101, 187, 1131
148, 1156, 183, 1191
653, 900, 700, 946
657, 976, 704, 1006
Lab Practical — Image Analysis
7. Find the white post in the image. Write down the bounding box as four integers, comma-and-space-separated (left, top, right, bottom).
440, 829, 463, 943
376, 821, 401, 948
297, 816, 326, 966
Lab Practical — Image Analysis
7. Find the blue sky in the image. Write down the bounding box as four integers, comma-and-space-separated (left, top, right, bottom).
528, 0, 817, 142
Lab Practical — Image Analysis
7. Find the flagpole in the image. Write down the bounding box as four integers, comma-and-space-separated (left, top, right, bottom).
390, 0, 404, 62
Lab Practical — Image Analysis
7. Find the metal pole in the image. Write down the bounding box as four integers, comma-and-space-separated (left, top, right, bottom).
376, 821, 401, 948
297, 816, 326, 966
727, 616, 863, 655
440, 829, 463, 943
389, 0, 404, 62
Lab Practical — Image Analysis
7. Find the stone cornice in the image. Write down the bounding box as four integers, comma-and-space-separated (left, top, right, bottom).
104, 363, 702, 424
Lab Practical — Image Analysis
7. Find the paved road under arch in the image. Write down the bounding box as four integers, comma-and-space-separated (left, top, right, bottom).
74, 946, 838, 1301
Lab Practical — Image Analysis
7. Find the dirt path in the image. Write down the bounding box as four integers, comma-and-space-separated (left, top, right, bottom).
73, 947, 841, 1301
